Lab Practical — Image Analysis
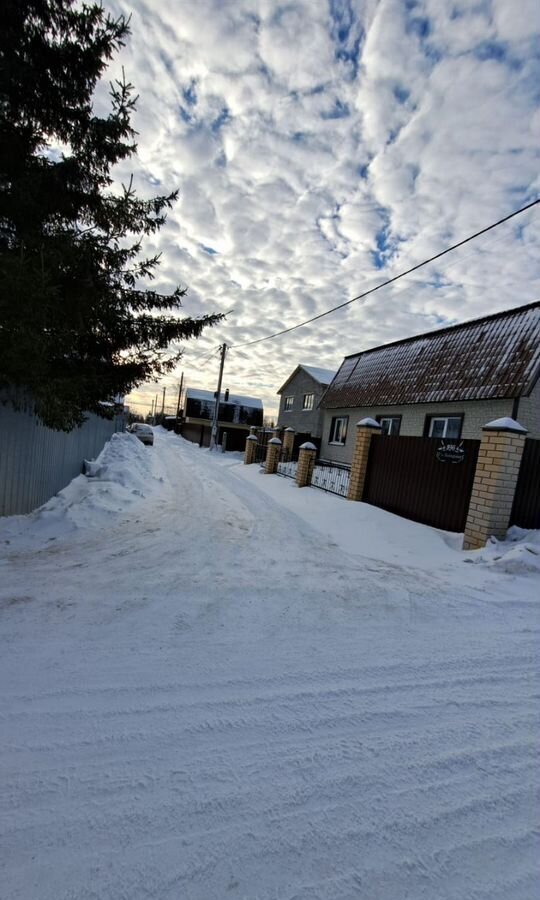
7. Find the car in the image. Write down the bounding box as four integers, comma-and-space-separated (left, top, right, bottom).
129, 423, 154, 446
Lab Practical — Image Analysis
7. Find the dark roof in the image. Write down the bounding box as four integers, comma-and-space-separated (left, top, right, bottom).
322, 301, 540, 409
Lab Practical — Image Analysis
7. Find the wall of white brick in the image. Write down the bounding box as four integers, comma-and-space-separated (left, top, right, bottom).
517, 376, 540, 437
320, 398, 520, 465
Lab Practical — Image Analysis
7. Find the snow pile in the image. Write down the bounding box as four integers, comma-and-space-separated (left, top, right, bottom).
467, 527, 540, 575
0, 431, 165, 543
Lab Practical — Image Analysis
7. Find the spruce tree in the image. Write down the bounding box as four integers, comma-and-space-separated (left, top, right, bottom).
0, 0, 222, 430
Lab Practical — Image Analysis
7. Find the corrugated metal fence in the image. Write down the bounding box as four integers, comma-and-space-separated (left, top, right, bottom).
0, 392, 124, 517
510, 438, 540, 529
363, 435, 480, 532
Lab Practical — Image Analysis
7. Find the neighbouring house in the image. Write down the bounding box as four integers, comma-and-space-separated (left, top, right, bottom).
277, 364, 336, 446
320, 301, 540, 464
180, 387, 263, 451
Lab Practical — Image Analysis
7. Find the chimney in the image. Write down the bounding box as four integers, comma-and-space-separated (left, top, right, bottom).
224, 388, 230, 402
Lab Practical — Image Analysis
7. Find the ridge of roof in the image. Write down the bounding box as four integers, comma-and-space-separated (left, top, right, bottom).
343, 300, 540, 360
300, 364, 335, 383
277, 363, 336, 394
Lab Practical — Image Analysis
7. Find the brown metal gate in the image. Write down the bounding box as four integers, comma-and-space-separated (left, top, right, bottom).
363, 436, 480, 532
510, 438, 540, 529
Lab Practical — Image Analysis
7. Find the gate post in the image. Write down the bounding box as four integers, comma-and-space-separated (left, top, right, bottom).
244, 434, 258, 465
296, 442, 317, 487
283, 427, 295, 461
463, 418, 528, 550
265, 437, 282, 474
347, 418, 382, 501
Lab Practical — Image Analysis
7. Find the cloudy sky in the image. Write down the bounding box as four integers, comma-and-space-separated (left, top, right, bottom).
103, 0, 540, 419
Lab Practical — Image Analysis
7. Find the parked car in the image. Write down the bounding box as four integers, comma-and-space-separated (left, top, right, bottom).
129, 423, 154, 446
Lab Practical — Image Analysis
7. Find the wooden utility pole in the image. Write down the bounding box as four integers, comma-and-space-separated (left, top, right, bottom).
160, 387, 166, 416
210, 344, 227, 450
176, 372, 184, 419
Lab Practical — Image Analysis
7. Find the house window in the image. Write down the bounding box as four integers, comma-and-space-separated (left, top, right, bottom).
329, 416, 348, 445
378, 415, 401, 435
302, 393, 314, 411
284, 396, 294, 412
426, 415, 463, 439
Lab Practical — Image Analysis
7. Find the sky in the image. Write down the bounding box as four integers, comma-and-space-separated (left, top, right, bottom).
101, 0, 540, 419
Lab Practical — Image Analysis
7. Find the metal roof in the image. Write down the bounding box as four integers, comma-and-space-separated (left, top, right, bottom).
322, 301, 540, 409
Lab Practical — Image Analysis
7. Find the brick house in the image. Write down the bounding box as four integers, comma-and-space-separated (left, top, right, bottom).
320, 301, 540, 465
277, 364, 335, 444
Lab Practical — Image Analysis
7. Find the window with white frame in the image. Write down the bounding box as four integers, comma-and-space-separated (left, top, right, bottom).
284, 396, 294, 412
378, 415, 401, 435
427, 415, 463, 439
302, 393, 314, 411
329, 415, 348, 445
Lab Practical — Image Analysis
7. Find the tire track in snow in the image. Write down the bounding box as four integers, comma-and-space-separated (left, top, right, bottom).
1, 431, 539, 900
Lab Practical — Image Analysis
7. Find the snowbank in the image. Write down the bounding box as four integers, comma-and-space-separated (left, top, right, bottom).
466, 527, 540, 575
0, 431, 166, 544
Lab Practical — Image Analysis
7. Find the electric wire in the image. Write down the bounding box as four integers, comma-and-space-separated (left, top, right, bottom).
230, 198, 539, 349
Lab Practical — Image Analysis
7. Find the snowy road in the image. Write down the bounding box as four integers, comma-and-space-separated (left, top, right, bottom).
1, 429, 539, 900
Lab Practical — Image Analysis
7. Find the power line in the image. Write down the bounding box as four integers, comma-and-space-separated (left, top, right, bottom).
230, 198, 539, 349
182, 343, 221, 364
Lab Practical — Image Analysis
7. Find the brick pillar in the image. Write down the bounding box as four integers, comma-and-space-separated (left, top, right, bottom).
295, 442, 317, 487
282, 427, 295, 461
463, 418, 528, 550
265, 437, 282, 474
347, 418, 382, 501
244, 434, 258, 465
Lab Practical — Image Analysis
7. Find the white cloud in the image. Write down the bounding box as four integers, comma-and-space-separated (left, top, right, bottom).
101, 0, 540, 418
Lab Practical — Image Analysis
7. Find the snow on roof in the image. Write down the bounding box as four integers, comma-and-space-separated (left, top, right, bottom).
185, 387, 263, 408
277, 363, 336, 394
300, 365, 336, 384
323, 301, 540, 409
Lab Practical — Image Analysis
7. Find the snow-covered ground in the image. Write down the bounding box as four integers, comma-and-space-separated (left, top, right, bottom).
1, 428, 538, 900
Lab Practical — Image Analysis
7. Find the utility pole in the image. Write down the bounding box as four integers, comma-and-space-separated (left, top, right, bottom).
176, 372, 184, 419
210, 343, 227, 450
154, 393, 159, 424
150, 398, 155, 419
161, 387, 166, 416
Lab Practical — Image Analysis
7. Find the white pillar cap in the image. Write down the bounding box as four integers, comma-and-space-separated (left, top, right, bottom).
482, 417, 528, 434
356, 417, 382, 429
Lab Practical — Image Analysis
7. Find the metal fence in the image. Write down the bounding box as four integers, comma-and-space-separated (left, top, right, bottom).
510, 438, 540, 529
311, 460, 351, 497
276, 458, 297, 479
363, 435, 480, 532
0, 392, 124, 517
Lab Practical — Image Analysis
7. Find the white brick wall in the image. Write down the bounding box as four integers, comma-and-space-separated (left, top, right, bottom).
517, 377, 540, 437
320, 398, 519, 464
